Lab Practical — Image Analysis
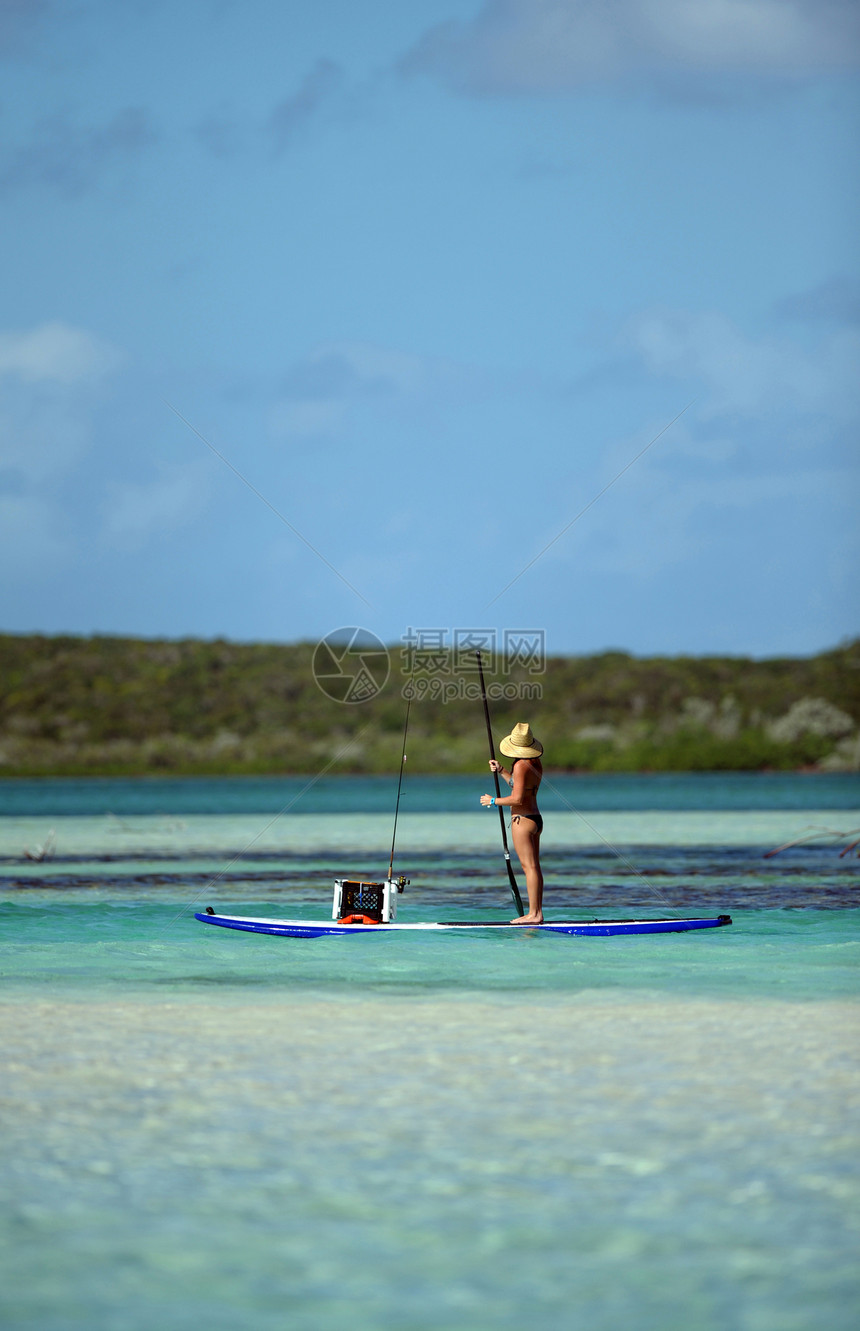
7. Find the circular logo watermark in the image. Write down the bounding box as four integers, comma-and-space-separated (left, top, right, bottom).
312, 627, 390, 704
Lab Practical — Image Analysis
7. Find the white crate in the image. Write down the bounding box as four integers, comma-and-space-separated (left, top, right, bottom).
332, 878, 407, 922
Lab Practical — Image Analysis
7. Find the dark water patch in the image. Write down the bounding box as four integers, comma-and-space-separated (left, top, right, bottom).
3, 842, 857, 909
5, 844, 859, 873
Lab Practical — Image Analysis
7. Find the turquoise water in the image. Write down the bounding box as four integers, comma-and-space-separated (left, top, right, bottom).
2, 770, 858, 816
1, 775, 858, 1329
1, 902, 859, 1002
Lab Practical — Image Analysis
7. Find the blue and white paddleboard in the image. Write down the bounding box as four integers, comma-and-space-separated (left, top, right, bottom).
195, 912, 732, 939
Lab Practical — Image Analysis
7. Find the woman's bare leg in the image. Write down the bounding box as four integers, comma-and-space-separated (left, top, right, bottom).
510, 819, 543, 923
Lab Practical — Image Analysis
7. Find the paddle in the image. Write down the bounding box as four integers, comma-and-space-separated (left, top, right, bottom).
476, 650, 525, 916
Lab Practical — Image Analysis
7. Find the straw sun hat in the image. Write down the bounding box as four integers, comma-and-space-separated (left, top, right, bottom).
498, 722, 543, 759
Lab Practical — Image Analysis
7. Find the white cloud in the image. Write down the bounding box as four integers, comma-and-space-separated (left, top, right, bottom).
0, 321, 121, 484
0, 321, 119, 383
0, 391, 93, 483
281, 341, 431, 399
270, 340, 465, 440
554, 457, 857, 580
268, 400, 345, 440
531, 306, 859, 586
403, 0, 860, 95
624, 308, 860, 423
103, 463, 211, 545
0, 493, 70, 571
330, 342, 430, 394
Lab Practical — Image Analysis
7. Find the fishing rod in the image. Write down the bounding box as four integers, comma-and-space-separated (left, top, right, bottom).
387, 665, 415, 882
476, 651, 524, 916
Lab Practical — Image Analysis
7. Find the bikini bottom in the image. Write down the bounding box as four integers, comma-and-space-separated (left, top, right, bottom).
512, 812, 543, 835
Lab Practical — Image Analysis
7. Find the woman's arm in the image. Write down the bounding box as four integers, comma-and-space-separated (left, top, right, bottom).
481, 763, 526, 808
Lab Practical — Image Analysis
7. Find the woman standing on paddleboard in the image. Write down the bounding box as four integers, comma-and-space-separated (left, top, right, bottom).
480, 722, 544, 924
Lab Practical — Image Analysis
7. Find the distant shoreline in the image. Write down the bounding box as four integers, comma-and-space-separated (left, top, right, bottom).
0, 764, 856, 780
2, 632, 857, 775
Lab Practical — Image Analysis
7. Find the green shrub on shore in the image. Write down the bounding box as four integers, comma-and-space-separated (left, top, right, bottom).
0, 633, 857, 775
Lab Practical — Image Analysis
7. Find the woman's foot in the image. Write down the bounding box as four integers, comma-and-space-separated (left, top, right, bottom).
510, 913, 543, 924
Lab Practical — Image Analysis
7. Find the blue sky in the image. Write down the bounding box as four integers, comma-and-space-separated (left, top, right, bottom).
1, 0, 857, 658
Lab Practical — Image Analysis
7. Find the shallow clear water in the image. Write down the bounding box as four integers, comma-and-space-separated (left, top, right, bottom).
1, 775, 858, 1330
1, 901, 859, 1003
